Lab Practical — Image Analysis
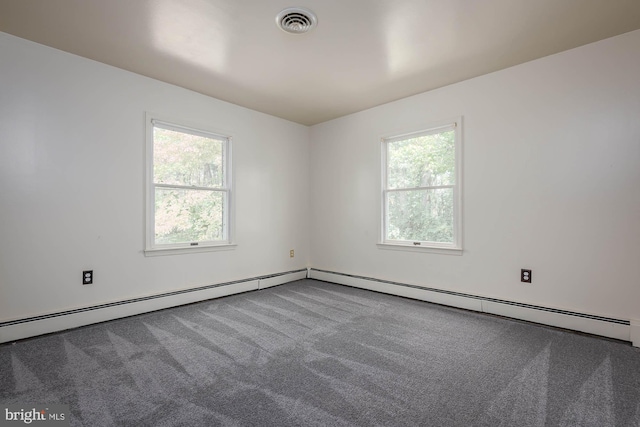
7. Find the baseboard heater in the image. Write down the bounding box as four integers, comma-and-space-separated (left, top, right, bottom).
2, 268, 636, 347
0, 269, 308, 344
308, 268, 635, 345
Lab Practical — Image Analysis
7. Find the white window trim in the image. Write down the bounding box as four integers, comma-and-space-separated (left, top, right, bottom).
144, 113, 235, 256
379, 117, 463, 254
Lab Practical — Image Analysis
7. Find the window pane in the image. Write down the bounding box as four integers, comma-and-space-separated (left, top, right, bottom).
386, 188, 453, 243
387, 130, 455, 189
153, 127, 224, 188
155, 188, 224, 244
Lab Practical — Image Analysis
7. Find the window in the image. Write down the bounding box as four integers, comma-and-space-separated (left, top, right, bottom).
145, 115, 233, 253
380, 119, 462, 253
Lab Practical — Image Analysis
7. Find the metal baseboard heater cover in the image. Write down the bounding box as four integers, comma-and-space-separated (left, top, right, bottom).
308, 268, 631, 343
0, 269, 308, 329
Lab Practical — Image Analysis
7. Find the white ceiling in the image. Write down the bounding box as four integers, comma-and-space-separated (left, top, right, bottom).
1, 0, 640, 125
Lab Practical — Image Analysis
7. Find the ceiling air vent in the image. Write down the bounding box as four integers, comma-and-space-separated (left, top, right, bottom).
276, 7, 317, 34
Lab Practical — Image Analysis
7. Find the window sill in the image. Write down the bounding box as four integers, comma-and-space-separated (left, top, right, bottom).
144, 243, 237, 257
377, 242, 462, 256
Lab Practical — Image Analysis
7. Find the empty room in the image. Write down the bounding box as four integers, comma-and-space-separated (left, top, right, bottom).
1, 1, 639, 425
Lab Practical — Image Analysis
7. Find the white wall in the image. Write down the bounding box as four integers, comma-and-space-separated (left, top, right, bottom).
2, 28, 639, 339
0, 33, 310, 323
309, 30, 640, 322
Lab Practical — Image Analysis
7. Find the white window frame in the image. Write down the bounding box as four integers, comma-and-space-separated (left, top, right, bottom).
378, 117, 463, 255
144, 113, 235, 256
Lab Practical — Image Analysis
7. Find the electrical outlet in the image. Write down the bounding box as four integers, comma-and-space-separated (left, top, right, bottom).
83, 270, 93, 285
290, 249, 294, 258
521, 269, 532, 283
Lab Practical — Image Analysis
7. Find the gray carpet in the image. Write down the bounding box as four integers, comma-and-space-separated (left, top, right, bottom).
1, 279, 639, 426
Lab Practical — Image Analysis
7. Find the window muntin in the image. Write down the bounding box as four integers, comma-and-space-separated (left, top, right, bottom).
146, 117, 232, 251
382, 121, 461, 250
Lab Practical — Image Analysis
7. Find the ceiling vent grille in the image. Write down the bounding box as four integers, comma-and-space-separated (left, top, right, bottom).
276, 7, 317, 34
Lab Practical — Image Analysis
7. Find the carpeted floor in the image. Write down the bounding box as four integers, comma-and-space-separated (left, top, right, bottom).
1, 279, 639, 426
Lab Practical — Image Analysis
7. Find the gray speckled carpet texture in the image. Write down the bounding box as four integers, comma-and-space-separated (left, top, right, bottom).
1, 279, 639, 426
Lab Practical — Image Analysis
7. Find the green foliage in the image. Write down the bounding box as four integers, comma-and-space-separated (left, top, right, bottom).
155, 189, 224, 244
386, 130, 455, 243
153, 128, 226, 244
154, 128, 224, 187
